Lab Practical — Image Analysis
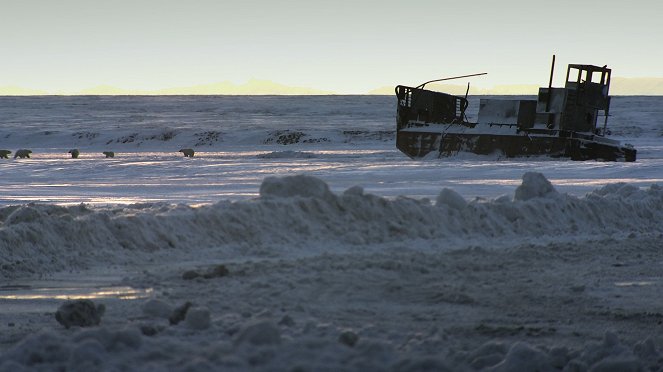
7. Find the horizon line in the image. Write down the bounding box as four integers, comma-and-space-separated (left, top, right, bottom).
3, 75, 663, 96
3, 93, 663, 97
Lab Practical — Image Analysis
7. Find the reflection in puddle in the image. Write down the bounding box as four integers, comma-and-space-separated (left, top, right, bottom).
614, 281, 655, 287
0, 286, 153, 301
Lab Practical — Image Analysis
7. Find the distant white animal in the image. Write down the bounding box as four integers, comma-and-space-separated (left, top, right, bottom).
0, 150, 11, 159
179, 148, 195, 157
68, 149, 80, 158
14, 149, 32, 159
102, 151, 115, 158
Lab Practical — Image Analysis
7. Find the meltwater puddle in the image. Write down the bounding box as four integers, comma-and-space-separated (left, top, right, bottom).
0, 274, 153, 314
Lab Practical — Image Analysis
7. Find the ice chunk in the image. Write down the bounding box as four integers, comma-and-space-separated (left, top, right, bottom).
436, 188, 467, 210
259, 175, 335, 202
514, 172, 558, 201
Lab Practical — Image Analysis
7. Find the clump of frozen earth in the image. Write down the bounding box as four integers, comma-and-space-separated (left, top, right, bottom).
169, 302, 193, 325
55, 300, 105, 329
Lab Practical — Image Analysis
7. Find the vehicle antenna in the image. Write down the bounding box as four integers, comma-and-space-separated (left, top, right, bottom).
545, 55, 555, 128
416, 72, 487, 89
462, 82, 471, 120
602, 96, 611, 136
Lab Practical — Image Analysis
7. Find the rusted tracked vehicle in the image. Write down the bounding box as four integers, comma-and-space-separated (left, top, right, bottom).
395, 58, 636, 161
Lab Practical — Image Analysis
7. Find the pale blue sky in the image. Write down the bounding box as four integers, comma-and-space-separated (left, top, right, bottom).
1, 0, 661, 93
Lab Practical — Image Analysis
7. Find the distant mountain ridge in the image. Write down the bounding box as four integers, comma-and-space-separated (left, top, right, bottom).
369, 77, 663, 96
1, 77, 663, 95
0, 79, 332, 96
609, 77, 663, 95
151, 79, 332, 95
0, 86, 48, 95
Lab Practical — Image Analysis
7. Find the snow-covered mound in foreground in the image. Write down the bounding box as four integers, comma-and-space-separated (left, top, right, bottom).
1, 172, 662, 278
1, 326, 657, 371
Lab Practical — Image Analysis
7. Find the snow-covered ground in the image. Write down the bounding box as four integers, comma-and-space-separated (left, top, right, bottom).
1, 95, 662, 371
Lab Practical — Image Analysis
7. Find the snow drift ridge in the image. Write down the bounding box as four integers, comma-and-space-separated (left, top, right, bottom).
1, 172, 662, 278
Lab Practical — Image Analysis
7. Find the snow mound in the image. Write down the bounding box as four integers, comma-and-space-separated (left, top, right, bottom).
1, 327, 142, 370
141, 299, 173, 319
256, 150, 317, 159
0, 326, 657, 371
235, 320, 282, 346
184, 307, 211, 330
259, 174, 335, 201
2, 173, 663, 279
436, 188, 467, 210
514, 172, 558, 201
